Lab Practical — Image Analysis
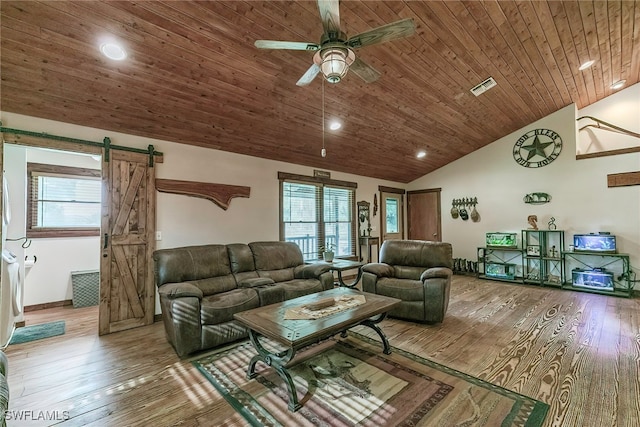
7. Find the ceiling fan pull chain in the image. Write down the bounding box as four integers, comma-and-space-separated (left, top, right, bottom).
321, 79, 325, 157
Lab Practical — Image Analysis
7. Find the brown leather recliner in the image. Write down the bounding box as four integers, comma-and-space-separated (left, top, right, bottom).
362, 240, 453, 323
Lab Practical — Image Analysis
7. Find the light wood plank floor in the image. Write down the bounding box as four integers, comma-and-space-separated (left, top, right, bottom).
3, 276, 640, 426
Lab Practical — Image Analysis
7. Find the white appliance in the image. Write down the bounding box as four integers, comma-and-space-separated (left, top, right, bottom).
1, 249, 21, 348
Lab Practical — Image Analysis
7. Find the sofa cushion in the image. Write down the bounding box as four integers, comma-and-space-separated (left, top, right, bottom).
192, 275, 237, 296
279, 279, 326, 300
238, 277, 275, 288
154, 244, 233, 287
227, 243, 256, 273
250, 241, 304, 270
375, 277, 424, 301
201, 288, 260, 325
380, 240, 453, 269
393, 265, 426, 280
258, 268, 295, 283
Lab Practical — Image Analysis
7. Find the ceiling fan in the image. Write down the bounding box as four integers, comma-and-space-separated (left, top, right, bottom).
254, 0, 416, 86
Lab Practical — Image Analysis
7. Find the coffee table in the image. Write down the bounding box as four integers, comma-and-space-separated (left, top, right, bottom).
233, 287, 400, 412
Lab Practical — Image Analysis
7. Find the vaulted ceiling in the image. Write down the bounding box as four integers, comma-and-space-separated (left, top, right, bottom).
1, 1, 639, 183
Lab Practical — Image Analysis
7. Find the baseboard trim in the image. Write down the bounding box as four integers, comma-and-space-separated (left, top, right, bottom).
154, 314, 163, 323
24, 299, 73, 312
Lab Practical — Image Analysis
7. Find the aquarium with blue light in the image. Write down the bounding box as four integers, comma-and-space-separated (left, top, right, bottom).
573, 234, 617, 253
572, 268, 614, 291
486, 232, 517, 248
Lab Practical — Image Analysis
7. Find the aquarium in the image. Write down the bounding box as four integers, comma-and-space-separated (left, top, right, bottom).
486, 232, 517, 248
573, 234, 617, 253
572, 268, 614, 291
486, 262, 516, 280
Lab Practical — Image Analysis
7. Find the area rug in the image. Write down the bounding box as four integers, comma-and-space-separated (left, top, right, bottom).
193, 333, 549, 426
9, 320, 65, 345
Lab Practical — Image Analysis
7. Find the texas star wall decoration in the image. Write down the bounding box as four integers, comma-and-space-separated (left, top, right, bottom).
513, 128, 562, 168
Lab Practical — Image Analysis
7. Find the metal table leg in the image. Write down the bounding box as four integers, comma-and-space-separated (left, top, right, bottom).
360, 313, 392, 354
246, 329, 301, 412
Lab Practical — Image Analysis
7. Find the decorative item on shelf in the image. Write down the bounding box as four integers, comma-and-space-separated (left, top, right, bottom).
451, 197, 479, 221
548, 217, 557, 230
373, 194, 378, 217
549, 245, 558, 258
547, 274, 561, 284
527, 245, 541, 256
527, 215, 538, 230
357, 200, 371, 238
321, 243, 335, 262
523, 192, 551, 204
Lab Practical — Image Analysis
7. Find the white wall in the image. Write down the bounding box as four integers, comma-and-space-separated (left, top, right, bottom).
408, 84, 640, 277
0, 111, 403, 311
3, 145, 101, 306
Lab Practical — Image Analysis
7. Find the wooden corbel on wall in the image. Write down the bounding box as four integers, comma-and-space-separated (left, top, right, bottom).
155, 179, 250, 210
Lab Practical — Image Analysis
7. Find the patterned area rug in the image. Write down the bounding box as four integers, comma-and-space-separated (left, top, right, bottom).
9, 320, 65, 345
193, 333, 548, 426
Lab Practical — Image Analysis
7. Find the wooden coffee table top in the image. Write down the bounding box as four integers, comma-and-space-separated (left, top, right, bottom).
233, 288, 400, 350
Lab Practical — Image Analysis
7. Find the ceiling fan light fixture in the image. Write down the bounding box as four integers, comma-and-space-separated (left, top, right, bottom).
315, 48, 355, 83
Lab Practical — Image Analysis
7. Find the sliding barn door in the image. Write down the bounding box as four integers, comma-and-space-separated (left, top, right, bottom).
99, 151, 155, 335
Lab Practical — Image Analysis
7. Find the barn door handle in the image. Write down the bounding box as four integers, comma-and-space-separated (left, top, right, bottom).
103, 233, 109, 249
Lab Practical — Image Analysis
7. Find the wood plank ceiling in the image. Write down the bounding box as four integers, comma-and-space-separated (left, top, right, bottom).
1, 1, 639, 183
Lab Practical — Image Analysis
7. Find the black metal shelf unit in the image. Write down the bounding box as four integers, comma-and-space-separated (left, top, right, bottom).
477, 246, 524, 283
522, 230, 564, 287
562, 251, 633, 298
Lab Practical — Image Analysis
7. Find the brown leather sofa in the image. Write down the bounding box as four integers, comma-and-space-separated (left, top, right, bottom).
153, 241, 333, 357
362, 240, 453, 323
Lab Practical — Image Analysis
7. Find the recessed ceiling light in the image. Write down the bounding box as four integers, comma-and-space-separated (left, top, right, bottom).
610, 80, 626, 90
100, 42, 127, 60
329, 121, 342, 131
416, 150, 427, 159
578, 60, 595, 71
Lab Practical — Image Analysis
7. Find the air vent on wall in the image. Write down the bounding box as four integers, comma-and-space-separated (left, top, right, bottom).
470, 77, 497, 96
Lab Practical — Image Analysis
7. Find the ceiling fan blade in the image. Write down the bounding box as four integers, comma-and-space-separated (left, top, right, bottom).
347, 18, 416, 49
317, 0, 341, 36
255, 40, 319, 51
296, 64, 321, 86
349, 57, 381, 83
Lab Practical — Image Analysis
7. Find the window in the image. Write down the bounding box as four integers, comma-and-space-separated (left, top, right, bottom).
279, 172, 356, 261
27, 163, 101, 238
385, 197, 399, 233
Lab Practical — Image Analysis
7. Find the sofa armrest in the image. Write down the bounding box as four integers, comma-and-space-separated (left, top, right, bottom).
362, 263, 395, 278
294, 263, 331, 279
158, 282, 203, 300
238, 277, 275, 288
420, 267, 453, 281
